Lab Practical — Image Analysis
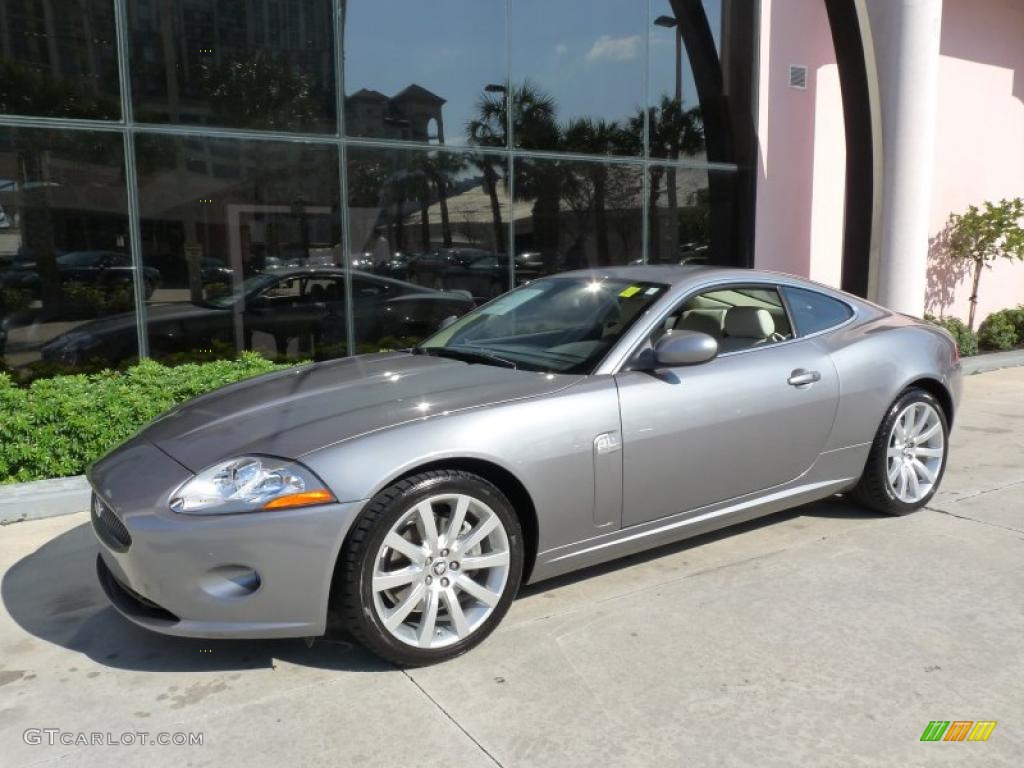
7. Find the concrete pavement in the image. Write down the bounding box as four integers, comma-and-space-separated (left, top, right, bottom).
1, 369, 1021, 767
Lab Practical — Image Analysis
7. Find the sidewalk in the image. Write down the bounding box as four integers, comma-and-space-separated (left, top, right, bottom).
1, 369, 1021, 767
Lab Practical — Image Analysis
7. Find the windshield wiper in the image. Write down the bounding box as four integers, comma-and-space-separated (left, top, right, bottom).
415, 346, 517, 369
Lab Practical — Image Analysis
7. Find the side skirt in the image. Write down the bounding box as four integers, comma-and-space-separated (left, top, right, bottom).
527, 444, 869, 583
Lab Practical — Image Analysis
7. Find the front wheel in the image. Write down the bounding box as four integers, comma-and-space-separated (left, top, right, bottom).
336, 470, 523, 666
851, 388, 949, 515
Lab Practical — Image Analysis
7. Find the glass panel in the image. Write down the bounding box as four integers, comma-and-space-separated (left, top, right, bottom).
509, 0, 645, 155
127, 0, 337, 133
0, 0, 121, 119
648, 0, 719, 161
134, 134, 342, 363
647, 163, 739, 266
514, 156, 643, 280
0, 128, 135, 381
781, 286, 853, 336
344, 0, 506, 148
346, 146, 506, 352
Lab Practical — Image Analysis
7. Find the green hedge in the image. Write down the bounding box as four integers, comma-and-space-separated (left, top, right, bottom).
977, 308, 1024, 351
0, 352, 293, 484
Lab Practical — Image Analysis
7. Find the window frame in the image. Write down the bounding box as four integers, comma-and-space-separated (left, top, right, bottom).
612, 279, 857, 373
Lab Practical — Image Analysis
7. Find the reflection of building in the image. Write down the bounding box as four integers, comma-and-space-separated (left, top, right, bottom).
345, 85, 446, 143
0, 0, 114, 94
129, 0, 335, 125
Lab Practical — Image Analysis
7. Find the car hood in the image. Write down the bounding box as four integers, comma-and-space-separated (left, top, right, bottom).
141, 352, 583, 472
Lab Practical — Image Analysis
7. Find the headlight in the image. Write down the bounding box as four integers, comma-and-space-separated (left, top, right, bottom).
169, 456, 335, 515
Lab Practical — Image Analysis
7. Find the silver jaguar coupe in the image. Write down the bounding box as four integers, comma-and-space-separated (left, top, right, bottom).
88, 266, 962, 665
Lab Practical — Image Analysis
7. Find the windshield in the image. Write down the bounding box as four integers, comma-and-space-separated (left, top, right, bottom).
57, 252, 105, 267
417, 276, 669, 374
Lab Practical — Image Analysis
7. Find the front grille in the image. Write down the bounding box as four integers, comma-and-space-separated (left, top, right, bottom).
91, 493, 132, 552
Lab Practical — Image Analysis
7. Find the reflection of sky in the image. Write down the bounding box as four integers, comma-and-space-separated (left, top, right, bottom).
344, 0, 722, 145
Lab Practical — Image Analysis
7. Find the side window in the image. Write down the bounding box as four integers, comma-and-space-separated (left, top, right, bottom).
261, 277, 303, 301
654, 284, 793, 354
307, 277, 345, 303
782, 286, 853, 336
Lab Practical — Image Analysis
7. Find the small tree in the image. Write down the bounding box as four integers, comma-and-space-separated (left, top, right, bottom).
946, 198, 1024, 330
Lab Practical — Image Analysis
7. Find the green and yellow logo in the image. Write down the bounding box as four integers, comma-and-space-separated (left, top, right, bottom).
920, 721, 997, 742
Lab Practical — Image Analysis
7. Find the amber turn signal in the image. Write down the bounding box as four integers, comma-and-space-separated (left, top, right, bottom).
262, 489, 335, 510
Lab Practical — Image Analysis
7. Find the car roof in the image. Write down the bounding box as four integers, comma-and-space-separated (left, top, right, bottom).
549, 265, 860, 300
552, 264, 752, 286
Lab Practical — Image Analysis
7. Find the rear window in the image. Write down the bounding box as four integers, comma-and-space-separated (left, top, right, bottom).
782, 286, 853, 336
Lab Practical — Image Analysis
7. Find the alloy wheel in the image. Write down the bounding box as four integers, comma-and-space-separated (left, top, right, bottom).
371, 493, 511, 649
886, 401, 945, 504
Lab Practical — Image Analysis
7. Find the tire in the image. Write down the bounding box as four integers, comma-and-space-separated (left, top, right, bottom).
335, 470, 524, 666
850, 388, 949, 515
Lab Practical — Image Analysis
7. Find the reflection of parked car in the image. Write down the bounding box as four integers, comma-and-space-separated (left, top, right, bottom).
439, 251, 545, 299
439, 252, 506, 299
0, 251, 162, 298
200, 257, 233, 284
373, 251, 418, 280
407, 248, 489, 288
41, 268, 474, 366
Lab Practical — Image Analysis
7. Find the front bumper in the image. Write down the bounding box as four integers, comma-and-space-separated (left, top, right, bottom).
88, 437, 365, 639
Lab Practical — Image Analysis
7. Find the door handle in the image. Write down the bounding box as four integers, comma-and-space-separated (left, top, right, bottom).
788, 369, 821, 387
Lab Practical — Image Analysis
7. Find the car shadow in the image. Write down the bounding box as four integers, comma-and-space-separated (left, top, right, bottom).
519, 495, 886, 597
1, 521, 390, 674
2, 496, 883, 673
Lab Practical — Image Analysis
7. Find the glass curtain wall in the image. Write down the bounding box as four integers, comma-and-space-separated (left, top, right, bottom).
0, 0, 758, 381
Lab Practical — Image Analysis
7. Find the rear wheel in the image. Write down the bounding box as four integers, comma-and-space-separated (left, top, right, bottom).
336, 470, 523, 666
851, 388, 949, 515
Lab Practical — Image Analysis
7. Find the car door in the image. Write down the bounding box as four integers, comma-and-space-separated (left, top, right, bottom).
615, 283, 840, 526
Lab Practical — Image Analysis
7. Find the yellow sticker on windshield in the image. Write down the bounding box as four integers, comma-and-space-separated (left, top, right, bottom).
619, 285, 642, 298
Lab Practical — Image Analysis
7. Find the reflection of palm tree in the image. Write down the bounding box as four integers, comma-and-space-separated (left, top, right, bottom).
563, 119, 630, 266
405, 154, 435, 250
426, 153, 465, 247
642, 96, 705, 262
468, 81, 560, 255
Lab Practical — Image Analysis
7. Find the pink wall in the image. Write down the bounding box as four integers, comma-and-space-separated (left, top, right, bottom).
926, 0, 1024, 326
754, 0, 845, 288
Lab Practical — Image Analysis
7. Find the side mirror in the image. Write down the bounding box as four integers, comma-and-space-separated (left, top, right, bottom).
651, 330, 718, 367
438, 314, 459, 331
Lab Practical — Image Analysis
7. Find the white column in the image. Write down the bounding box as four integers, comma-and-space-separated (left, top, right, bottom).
865, 0, 943, 315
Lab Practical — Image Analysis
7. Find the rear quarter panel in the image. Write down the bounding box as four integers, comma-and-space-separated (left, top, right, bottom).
818, 309, 962, 451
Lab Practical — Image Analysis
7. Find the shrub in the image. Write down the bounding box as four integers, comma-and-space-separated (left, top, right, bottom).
61, 280, 134, 317
1007, 305, 1024, 340
1, 287, 33, 313
924, 314, 978, 357
0, 352, 294, 484
977, 310, 1020, 351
